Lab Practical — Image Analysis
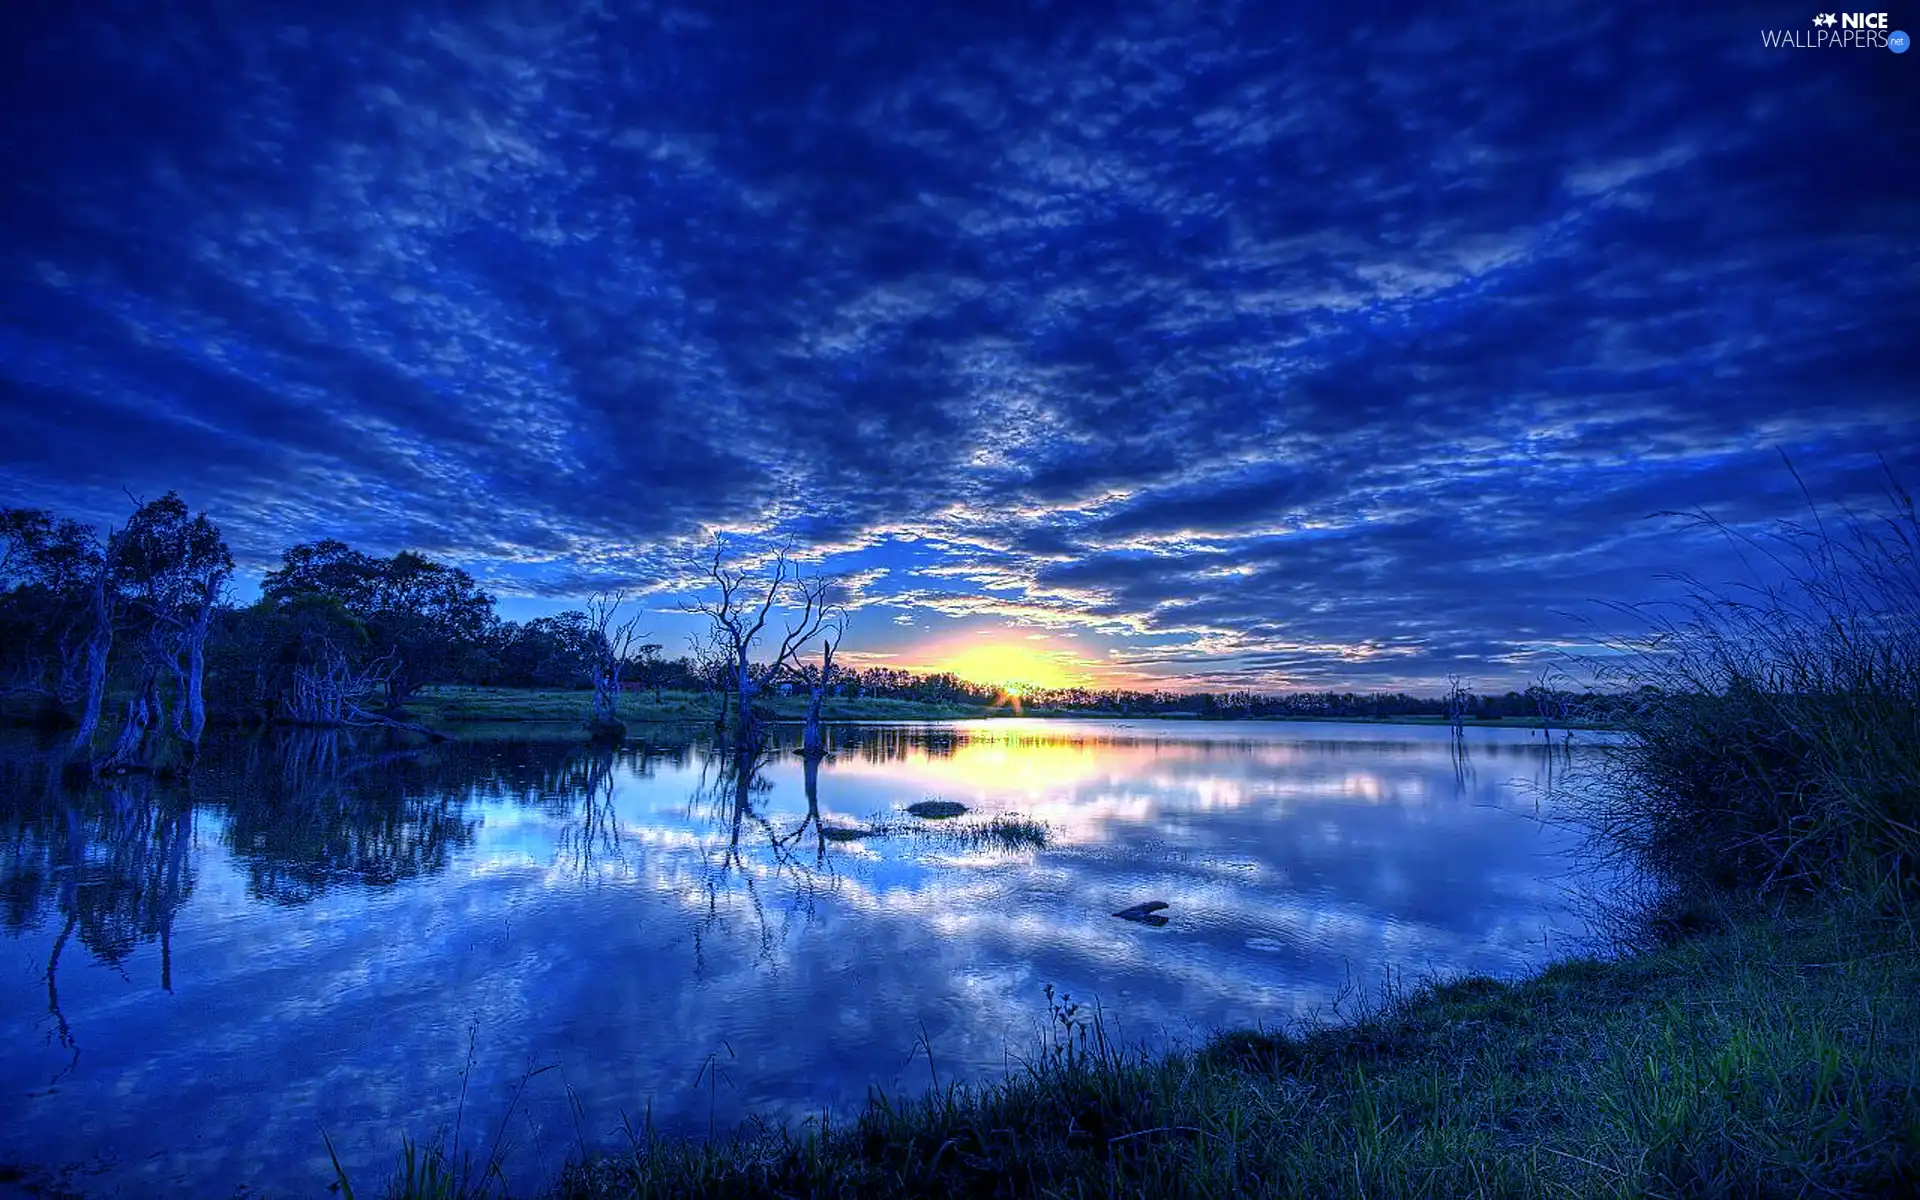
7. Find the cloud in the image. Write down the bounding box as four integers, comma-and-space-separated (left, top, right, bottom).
1, 0, 1914, 688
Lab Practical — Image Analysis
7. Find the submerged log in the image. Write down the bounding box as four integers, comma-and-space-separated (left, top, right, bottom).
1113, 901, 1172, 925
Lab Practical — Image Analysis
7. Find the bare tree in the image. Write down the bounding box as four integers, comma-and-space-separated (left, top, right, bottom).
584, 591, 643, 740
279, 641, 445, 739
283, 641, 391, 725
788, 614, 846, 758
688, 538, 837, 748
1444, 673, 1474, 743
1527, 665, 1577, 751
166, 550, 227, 751
687, 627, 736, 739
101, 658, 163, 773
66, 547, 114, 760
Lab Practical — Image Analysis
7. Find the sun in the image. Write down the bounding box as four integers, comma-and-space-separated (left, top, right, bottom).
937, 642, 1076, 693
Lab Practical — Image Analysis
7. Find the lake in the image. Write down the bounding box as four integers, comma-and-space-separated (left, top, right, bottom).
0, 719, 1628, 1197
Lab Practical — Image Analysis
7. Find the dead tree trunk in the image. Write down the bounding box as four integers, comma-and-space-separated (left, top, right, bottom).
174, 575, 216, 751
65, 559, 113, 761
688, 538, 836, 754
104, 660, 164, 773
799, 623, 843, 758
1444, 673, 1472, 744
585, 592, 641, 743
802, 682, 828, 757
734, 661, 763, 746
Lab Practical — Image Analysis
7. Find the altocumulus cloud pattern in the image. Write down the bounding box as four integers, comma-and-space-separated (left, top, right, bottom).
1, 0, 1915, 690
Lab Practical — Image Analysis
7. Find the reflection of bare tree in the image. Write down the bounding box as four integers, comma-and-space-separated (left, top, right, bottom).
1449, 732, 1477, 795
57, 778, 195, 979
555, 751, 625, 878
801, 753, 828, 865
44, 912, 79, 1080
221, 735, 705, 900
687, 745, 840, 973
0, 771, 198, 1073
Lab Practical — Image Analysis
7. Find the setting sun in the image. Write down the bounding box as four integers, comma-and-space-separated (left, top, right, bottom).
934, 642, 1079, 693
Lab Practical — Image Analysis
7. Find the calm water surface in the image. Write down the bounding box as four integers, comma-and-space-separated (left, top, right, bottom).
0, 719, 1627, 1196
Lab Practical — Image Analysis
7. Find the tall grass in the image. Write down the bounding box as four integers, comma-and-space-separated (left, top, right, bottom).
549, 908, 1920, 1199
327, 1025, 557, 1200
1581, 462, 1920, 904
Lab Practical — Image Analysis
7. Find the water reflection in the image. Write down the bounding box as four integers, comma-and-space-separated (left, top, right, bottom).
0, 720, 1626, 1197
1, 772, 197, 1087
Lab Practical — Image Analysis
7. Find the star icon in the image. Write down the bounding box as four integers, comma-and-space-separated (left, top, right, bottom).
1813, 13, 1838, 26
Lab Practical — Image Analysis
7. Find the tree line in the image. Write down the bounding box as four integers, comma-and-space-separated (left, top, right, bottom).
3, 492, 1621, 775
0, 494, 858, 769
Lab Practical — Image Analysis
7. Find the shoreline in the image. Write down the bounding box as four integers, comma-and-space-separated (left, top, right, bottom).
344, 895, 1915, 1199
0, 685, 1624, 737
399, 686, 1621, 734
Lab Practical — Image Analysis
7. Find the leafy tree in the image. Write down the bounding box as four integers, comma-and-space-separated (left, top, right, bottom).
259, 540, 381, 611
261, 541, 496, 711
103, 493, 233, 766
0, 508, 108, 730
629, 642, 667, 700
369, 552, 497, 708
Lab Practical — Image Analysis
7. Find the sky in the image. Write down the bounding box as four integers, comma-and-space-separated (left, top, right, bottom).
1, 0, 1916, 695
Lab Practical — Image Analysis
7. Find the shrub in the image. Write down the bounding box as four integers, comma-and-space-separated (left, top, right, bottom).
1582, 462, 1920, 903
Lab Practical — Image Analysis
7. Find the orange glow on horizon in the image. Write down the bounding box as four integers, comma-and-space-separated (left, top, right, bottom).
924, 640, 1085, 693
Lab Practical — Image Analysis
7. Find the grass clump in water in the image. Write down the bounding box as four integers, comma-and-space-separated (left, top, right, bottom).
981, 813, 1047, 850
948, 813, 1048, 851
818, 824, 874, 843
858, 810, 1047, 851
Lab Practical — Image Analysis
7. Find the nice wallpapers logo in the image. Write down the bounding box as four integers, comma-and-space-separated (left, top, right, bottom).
1762, 12, 1911, 50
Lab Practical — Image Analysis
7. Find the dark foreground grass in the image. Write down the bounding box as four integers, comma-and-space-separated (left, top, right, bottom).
347, 899, 1918, 1200
534, 901, 1917, 1200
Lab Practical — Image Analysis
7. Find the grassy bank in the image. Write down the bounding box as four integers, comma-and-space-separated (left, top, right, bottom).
549, 901, 1916, 1199
348, 898, 1917, 1200
1576, 472, 1920, 903
398, 686, 1611, 732
2, 684, 1614, 733
405, 685, 1002, 727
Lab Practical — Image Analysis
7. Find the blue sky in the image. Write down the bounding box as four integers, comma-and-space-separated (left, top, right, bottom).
1, 0, 1915, 692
